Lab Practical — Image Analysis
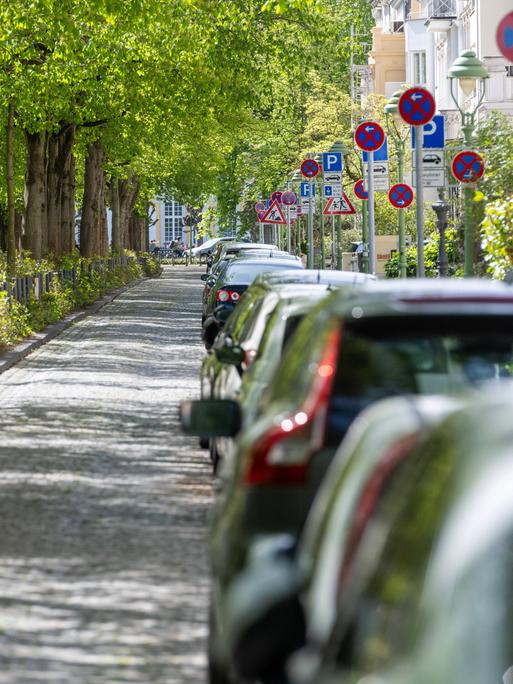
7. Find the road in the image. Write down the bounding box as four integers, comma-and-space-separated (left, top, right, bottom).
0, 266, 212, 684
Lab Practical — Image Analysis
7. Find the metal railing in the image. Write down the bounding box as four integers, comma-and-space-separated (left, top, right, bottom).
0, 255, 136, 306
427, 0, 456, 17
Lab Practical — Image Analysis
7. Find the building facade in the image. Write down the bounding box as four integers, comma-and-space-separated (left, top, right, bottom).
151, 198, 186, 246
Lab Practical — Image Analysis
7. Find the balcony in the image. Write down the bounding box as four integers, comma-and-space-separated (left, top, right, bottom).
425, 0, 456, 32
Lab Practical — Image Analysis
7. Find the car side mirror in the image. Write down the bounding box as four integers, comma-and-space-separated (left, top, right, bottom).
180, 399, 242, 437
206, 276, 216, 287
200, 273, 209, 281
225, 557, 306, 682
215, 343, 245, 365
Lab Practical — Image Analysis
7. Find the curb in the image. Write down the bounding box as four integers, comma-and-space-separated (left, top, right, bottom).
0, 278, 145, 375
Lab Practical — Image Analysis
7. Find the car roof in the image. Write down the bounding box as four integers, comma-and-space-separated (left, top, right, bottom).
253, 269, 376, 288
321, 278, 513, 318
226, 256, 304, 268
223, 242, 278, 251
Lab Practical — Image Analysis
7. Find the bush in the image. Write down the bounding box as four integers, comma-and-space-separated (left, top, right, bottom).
481, 196, 513, 279
384, 228, 462, 278
0, 254, 148, 352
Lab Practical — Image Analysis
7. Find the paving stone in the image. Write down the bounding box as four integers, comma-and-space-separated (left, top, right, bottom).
0, 266, 212, 684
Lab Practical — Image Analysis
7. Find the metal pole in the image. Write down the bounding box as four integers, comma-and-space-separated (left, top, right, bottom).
367, 150, 376, 274
397, 143, 407, 277
361, 200, 369, 273
331, 216, 335, 269
336, 215, 342, 270
307, 180, 314, 268
259, 222, 264, 242
320, 199, 325, 269
462, 114, 475, 277
287, 207, 291, 253
433, 189, 450, 277
414, 125, 425, 278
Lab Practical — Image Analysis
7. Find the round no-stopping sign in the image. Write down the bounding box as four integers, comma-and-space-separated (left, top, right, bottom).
271, 191, 283, 204
452, 150, 485, 183
389, 183, 414, 209
354, 121, 385, 152
399, 87, 436, 126
282, 190, 298, 206
354, 179, 368, 200
255, 201, 265, 213
301, 159, 320, 178
497, 11, 513, 63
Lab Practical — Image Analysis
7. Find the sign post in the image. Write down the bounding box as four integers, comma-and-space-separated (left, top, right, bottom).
301, 158, 320, 267
354, 180, 369, 273
282, 189, 297, 253
399, 87, 436, 278
354, 122, 386, 274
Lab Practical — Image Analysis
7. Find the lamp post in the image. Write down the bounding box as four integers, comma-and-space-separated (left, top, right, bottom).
432, 188, 450, 278
384, 88, 409, 278
448, 49, 489, 277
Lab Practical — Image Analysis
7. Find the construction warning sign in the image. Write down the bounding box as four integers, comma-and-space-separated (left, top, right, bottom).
323, 194, 356, 216
260, 200, 287, 224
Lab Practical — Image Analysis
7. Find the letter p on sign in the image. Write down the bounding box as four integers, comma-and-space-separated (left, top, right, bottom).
322, 151, 343, 173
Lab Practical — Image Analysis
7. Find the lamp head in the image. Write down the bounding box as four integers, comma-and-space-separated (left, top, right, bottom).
448, 50, 489, 96
385, 87, 407, 123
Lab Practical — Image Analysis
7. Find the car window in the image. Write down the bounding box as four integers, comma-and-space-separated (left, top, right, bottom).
326, 428, 460, 673
325, 315, 513, 446
224, 262, 302, 284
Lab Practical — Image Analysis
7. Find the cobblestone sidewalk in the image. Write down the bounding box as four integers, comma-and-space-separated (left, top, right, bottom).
0, 266, 212, 684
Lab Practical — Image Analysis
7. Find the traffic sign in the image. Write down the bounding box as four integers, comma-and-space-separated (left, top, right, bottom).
497, 11, 513, 63
411, 115, 445, 149
324, 184, 333, 198
282, 190, 297, 206
255, 201, 265, 213
363, 160, 389, 192
261, 200, 287, 224
452, 150, 485, 184
257, 211, 265, 221
300, 182, 316, 197
399, 87, 436, 126
354, 180, 368, 201
322, 151, 343, 173
323, 194, 356, 216
288, 206, 298, 219
412, 148, 445, 187
389, 183, 414, 209
301, 158, 320, 178
354, 121, 385, 152
362, 139, 388, 162
271, 191, 282, 204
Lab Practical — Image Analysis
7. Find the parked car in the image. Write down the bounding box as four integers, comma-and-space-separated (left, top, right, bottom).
285, 387, 513, 684
207, 242, 279, 272
191, 236, 234, 257
182, 278, 513, 683
201, 256, 304, 346
223, 393, 461, 684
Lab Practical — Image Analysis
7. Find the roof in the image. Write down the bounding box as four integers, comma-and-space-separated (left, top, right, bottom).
253, 269, 376, 288
323, 278, 513, 318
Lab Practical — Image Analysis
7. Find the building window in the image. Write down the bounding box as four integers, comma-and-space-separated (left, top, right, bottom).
163, 200, 184, 243
413, 51, 427, 85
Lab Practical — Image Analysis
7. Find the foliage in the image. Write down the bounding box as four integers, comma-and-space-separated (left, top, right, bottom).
481, 196, 513, 280
384, 228, 461, 278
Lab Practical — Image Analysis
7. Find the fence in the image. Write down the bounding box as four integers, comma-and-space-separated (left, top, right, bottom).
0, 255, 137, 306
153, 249, 204, 266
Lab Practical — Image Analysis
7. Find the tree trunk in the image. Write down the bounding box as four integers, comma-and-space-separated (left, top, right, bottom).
110, 177, 121, 253
118, 175, 140, 251
61, 149, 76, 252
47, 125, 76, 256
24, 130, 47, 260
6, 101, 16, 277
80, 140, 104, 257
99, 171, 108, 256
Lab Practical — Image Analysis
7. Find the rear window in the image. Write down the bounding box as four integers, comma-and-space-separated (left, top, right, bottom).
326, 315, 513, 444
224, 261, 302, 284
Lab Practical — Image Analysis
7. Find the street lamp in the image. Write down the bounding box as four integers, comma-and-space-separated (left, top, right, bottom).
328, 140, 345, 271
448, 49, 489, 276
384, 87, 409, 278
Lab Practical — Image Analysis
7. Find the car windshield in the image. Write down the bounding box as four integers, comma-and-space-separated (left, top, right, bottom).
223, 261, 302, 284
326, 315, 513, 443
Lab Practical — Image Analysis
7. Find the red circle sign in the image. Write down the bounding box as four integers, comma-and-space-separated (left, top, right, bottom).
271, 191, 282, 204
301, 159, 320, 178
452, 150, 485, 183
281, 191, 297, 206
255, 201, 265, 213
399, 87, 436, 126
354, 180, 368, 201
389, 183, 414, 209
354, 121, 385, 152
497, 12, 513, 63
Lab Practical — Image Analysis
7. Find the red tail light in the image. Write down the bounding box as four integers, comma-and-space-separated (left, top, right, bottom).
216, 289, 241, 302
244, 326, 342, 486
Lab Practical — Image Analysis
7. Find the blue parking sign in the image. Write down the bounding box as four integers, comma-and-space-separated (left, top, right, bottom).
412, 115, 445, 149
322, 151, 343, 173
300, 182, 316, 197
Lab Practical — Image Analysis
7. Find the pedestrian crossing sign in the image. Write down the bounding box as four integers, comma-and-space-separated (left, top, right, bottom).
323, 194, 356, 216
261, 200, 287, 224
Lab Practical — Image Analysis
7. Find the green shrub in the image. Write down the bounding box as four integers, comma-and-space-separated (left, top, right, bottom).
384, 228, 462, 278
481, 196, 513, 279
